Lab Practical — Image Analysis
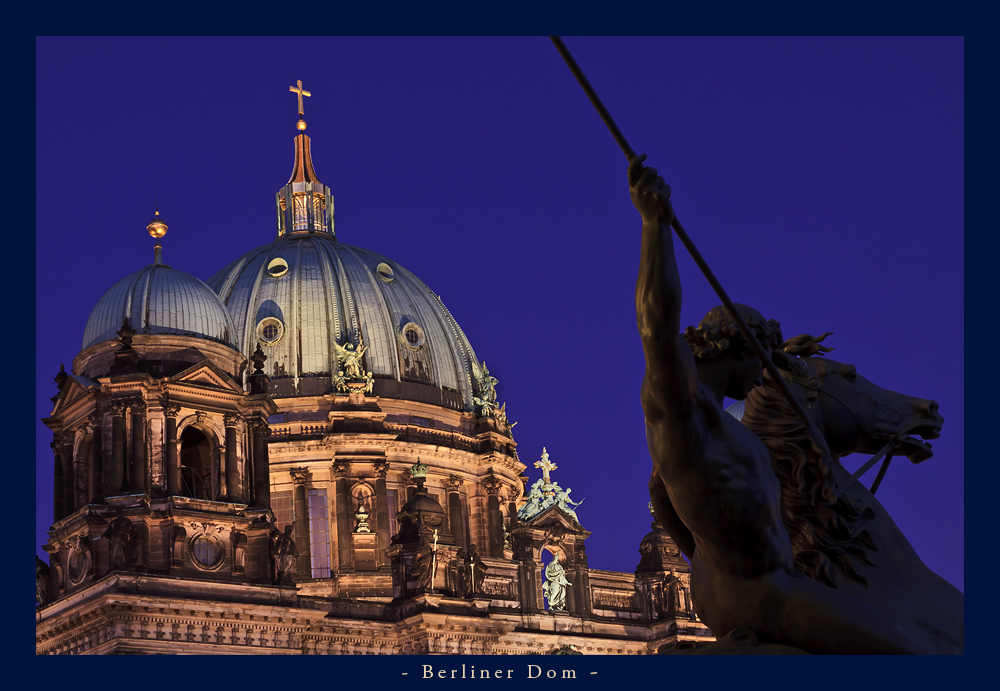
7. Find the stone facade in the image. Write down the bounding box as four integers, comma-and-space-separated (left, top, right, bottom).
37, 369, 712, 654
36, 103, 713, 655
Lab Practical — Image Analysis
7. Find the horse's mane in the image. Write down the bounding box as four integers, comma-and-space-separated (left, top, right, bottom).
742, 338, 876, 588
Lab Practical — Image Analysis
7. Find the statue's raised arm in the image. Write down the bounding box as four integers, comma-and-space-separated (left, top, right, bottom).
631, 155, 700, 426
630, 153, 707, 560
631, 156, 928, 655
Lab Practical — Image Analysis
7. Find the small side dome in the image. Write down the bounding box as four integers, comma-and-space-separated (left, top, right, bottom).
391, 463, 454, 547
635, 505, 688, 574
82, 264, 239, 350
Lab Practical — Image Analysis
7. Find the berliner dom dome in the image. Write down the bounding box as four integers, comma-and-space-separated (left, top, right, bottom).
207, 126, 482, 410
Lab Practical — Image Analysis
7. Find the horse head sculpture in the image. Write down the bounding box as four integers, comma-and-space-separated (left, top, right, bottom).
740, 337, 962, 654
774, 349, 943, 465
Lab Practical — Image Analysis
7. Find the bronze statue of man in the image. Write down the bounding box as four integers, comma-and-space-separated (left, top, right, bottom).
465, 544, 486, 595
631, 154, 925, 654
270, 525, 298, 584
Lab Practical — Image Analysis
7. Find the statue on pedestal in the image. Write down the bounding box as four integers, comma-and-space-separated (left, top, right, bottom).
102, 511, 136, 570
542, 558, 572, 611
473, 362, 498, 418
270, 525, 297, 584
333, 337, 374, 393
465, 544, 486, 596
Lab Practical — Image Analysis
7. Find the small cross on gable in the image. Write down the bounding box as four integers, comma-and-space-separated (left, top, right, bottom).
534, 447, 558, 496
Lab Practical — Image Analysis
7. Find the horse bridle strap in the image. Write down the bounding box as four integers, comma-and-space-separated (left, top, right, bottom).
782, 370, 894, 496
783, 371, 881, 438
845, 442, 894, 494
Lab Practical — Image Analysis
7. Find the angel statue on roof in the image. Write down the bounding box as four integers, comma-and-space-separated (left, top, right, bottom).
473, 360, 499, 417
333, 335, 374, 393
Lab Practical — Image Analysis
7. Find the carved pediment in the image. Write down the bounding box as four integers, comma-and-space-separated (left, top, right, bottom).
168, 360, 243, 393
49, 374, 99, 418
519, 504, 590, 537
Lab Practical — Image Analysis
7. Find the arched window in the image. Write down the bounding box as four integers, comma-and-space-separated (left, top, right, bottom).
180, 427, 212, 500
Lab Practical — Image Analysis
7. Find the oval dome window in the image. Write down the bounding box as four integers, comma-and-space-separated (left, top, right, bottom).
376, 262, 394, 282
267, 258, 289, 278
257, 317, 285, 346
400, 322, 425, 350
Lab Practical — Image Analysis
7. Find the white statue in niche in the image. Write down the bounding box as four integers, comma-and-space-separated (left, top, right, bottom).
543, 558, 572, 611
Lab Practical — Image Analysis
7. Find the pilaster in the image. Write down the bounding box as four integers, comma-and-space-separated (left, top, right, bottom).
163, 404, 181, 495
373, 461, 391, 565
128, 399, 147, 494
223, 413, 242, 502
88, 412, 105, 504
291, 467, 312, 578
333, 460, 353, 571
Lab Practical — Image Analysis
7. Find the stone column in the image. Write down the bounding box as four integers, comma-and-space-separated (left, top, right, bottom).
564, 551, 579, 615
129, 400, 147, 494
483, 475, 504, 558
163, 404, 180, 496
61, 432, 75, 515
110, 402, 127, 494
373, 461, 391, 565
333, 460, 353, 571
243, 430, 252, 505
250, 419, 271, 508
223, 413, 242, 502
51, 441, 64, 521
89, 413, 104, 504
572, 550, 592, 617
446, 475, 466, 551
518, 554, 540, 613
291, 467, 312, 579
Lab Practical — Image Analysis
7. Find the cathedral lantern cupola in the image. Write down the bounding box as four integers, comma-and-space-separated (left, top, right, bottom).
276, 79, 335, 238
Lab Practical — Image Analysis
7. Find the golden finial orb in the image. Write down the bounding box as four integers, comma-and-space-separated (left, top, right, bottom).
146, 210, 168, 239
296, 116, 308, 131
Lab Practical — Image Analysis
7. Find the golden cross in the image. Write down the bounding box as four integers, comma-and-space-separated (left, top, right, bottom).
289, 79, 312, 115
534, 447, 557, 484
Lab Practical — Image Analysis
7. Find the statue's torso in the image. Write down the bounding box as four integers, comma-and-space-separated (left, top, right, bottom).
652, 381, 793, 578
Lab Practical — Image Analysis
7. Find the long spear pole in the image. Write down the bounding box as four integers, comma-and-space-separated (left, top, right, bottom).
549, 36, 820, 437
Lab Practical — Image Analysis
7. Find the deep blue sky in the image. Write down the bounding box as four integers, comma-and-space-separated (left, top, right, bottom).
36, 37, 963, 590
